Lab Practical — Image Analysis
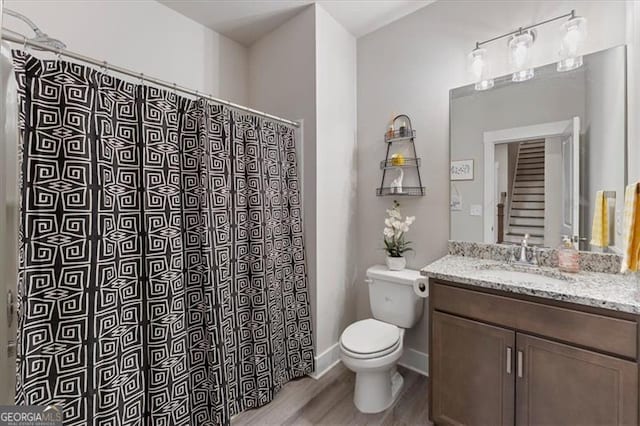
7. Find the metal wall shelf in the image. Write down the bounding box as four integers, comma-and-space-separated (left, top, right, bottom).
380, 157, 421, 169
376, 115, 425, 197
385, 129, 416, 143
377, 186, 425, 196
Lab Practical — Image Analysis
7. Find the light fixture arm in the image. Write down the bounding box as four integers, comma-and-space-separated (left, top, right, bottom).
476, 10, 576, 48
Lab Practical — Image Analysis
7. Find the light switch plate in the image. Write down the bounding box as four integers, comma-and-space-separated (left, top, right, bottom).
451, 194, 462, 211
470, 204, 482, 216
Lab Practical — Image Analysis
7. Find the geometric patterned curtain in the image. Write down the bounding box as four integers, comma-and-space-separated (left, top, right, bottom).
11, 50, 313, 426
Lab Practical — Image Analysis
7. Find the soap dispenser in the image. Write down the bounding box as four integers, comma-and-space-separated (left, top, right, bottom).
558, 236, 579, 273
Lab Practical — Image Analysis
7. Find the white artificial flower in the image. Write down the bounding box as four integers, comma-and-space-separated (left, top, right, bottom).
383, 202, 415, 256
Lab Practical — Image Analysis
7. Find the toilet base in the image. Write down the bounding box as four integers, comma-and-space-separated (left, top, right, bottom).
353, 369, 404, 414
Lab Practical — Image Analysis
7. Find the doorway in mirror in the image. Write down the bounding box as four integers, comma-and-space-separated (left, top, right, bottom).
484, 118, 579, 249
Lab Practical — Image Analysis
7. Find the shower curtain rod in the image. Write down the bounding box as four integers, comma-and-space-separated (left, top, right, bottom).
0, 29, 301, 128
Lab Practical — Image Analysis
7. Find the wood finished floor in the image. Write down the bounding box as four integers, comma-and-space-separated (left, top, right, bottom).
232, 364, 432, 425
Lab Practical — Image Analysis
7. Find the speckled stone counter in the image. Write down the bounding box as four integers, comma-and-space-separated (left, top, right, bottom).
447, 240, 622, 273
421, 255, 640, 314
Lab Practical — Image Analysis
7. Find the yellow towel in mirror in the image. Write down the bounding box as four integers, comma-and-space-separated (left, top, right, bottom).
590, 191, 609, 248
621, 182, 640, 273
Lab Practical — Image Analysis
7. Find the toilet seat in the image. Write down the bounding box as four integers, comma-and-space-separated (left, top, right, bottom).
341, 339, 401, 360
340, 318, 401, 359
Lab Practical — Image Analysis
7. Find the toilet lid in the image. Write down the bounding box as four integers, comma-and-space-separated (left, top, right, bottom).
341, 318, 400, 354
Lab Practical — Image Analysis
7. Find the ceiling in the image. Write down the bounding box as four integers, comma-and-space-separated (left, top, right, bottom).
158, 0, 434, 47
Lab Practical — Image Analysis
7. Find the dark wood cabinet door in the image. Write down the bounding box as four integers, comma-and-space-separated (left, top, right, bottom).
516, 333, 638, 426
432, 311, 515, 425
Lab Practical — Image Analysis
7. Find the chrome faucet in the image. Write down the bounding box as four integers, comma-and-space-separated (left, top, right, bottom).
511, 233, 540, 266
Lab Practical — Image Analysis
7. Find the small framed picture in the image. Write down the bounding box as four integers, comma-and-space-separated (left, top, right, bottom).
450, 159, 474, 181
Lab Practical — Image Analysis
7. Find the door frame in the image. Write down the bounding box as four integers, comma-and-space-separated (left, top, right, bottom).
483, 120, 571, 243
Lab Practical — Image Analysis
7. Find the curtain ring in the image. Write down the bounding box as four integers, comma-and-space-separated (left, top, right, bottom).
22, 37, 28, 52
172, 83, 177, 95
101, 60, 108, 74
139, 72, 145, 85
56, 47, 62, 60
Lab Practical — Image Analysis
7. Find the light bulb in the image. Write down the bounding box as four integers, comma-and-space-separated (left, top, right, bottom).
512, 43, 527, 68
564, 27, 580, 55
468, 47, 487, 80
558, 16, 587, 72
509, 31, 534, 82
471, 55, 483, 79
468, 47, 494, 91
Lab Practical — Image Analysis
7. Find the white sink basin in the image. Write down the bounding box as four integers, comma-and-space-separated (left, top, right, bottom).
475, 269, 567, 285
474, 264, 575, 285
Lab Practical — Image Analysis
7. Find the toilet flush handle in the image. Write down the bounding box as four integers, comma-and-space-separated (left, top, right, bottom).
364, 278, 373, 285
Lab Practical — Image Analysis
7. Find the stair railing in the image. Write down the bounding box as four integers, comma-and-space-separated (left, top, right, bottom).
504, 142, 523, 243
497, 191, 507, 243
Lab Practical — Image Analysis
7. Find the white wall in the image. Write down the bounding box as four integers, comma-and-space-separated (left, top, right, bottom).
248, 4, 357, 373
4, 0, 248, 104
248, 4, 320, 360
357, 0, 627, 356
314, 4, 357, 359
584, 47, 626, 251
544, 136, 563, 248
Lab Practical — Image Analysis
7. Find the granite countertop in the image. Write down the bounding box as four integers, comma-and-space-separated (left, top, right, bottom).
422, 255, 640, 314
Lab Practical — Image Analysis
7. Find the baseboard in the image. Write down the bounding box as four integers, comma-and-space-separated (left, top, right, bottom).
310, 343, 428, 379
310, 342, 341, 380
398, 348, 429, 377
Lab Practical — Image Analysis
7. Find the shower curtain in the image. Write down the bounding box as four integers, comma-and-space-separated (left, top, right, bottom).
11, 50, 313, 425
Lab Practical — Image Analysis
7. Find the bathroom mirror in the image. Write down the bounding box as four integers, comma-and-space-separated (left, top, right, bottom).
449, 45, 627, 252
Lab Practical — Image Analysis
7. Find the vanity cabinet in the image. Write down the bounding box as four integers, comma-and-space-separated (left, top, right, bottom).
432, 312, 514, 425
516, 334, 637, 425
429, 280, 639, 426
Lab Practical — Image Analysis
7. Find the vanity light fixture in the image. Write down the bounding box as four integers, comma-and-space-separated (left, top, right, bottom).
557, 12, 587, 72
468, 45, 494, 91
470, 10, 587, 90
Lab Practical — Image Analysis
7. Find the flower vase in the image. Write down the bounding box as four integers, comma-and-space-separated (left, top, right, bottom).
386, 256, 406, 271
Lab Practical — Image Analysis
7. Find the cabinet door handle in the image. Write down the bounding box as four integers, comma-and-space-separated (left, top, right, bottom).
517, 350, 524, 378
506, 347, 512, 374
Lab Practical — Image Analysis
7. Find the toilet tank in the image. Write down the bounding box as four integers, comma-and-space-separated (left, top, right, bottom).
366, 265, 426, 328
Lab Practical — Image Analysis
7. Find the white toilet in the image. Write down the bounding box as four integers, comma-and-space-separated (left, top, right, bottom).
340, 265, 425, 413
